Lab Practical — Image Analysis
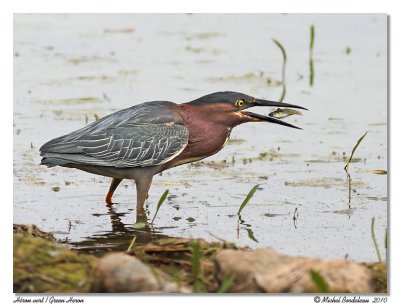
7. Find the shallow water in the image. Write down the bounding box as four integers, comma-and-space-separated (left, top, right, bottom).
14, 14, 387, 261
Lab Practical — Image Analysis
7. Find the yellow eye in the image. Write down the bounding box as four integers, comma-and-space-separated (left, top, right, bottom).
236, 100, 245, 107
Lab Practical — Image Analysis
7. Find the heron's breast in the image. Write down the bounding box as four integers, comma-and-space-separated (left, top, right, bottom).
180, 122, 231, 160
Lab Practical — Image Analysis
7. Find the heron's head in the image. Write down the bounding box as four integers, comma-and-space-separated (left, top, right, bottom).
187, 91, 307, 129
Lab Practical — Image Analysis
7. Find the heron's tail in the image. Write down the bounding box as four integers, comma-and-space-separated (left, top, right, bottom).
40, 156, 69, 167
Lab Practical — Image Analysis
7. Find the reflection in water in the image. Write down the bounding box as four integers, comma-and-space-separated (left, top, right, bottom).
245, 228, 258, 243
272, 38, 287, 102
293, 207, 299, 229
309, 25, 315, 86
237, 215, 259, 243
66, 205, 170, 256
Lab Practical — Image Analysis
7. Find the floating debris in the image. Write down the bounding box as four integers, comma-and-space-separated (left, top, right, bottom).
185, 32, 224, 40
104, 28, 134, 33
285, 177, 364, 188
36, 97, 104, 105
365, 170, 387, 175
132, 222, 146, 230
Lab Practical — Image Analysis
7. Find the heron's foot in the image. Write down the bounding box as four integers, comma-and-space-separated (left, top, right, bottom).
105, 192, 114, 206
105, 178, 122, 206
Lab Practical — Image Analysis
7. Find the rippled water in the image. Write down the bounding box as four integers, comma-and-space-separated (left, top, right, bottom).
14, 14, 387, 261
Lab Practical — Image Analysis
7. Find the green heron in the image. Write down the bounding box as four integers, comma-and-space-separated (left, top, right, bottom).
40, 91, 306, 217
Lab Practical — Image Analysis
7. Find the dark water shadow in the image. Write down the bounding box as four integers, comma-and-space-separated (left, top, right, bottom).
65, 205, 171, 256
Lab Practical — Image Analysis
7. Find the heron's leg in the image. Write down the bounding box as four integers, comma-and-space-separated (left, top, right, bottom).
135, 175, 153, 216
105, 178, 123, 205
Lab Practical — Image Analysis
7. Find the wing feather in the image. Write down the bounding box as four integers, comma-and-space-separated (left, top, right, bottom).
40, 101, 189, 168
41, 123, 189, 168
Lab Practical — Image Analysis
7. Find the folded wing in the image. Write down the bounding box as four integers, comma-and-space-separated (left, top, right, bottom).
40, 102, 189, 168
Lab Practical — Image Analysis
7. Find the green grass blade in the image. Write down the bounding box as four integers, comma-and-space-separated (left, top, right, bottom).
189, 240, 201, 277
310, 25, 315, 51
151, 189, 169, 224
371, 218, 382, 262
189, 240, 204, 293
344, 132, 368, 173
238, 184, 259, 215
127, 236, 136, 252
310, 270, 330, 293
217, 274, 235, 293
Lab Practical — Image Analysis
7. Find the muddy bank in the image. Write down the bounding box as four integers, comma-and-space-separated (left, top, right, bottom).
13, 224, 386, 293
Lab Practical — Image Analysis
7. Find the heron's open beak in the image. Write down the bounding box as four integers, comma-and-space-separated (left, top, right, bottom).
241, 99, 308, 130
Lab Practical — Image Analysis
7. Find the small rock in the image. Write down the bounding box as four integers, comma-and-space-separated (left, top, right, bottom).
215, 248, 374, 293
94, 253, 181, 293
94, 253, 159, 292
